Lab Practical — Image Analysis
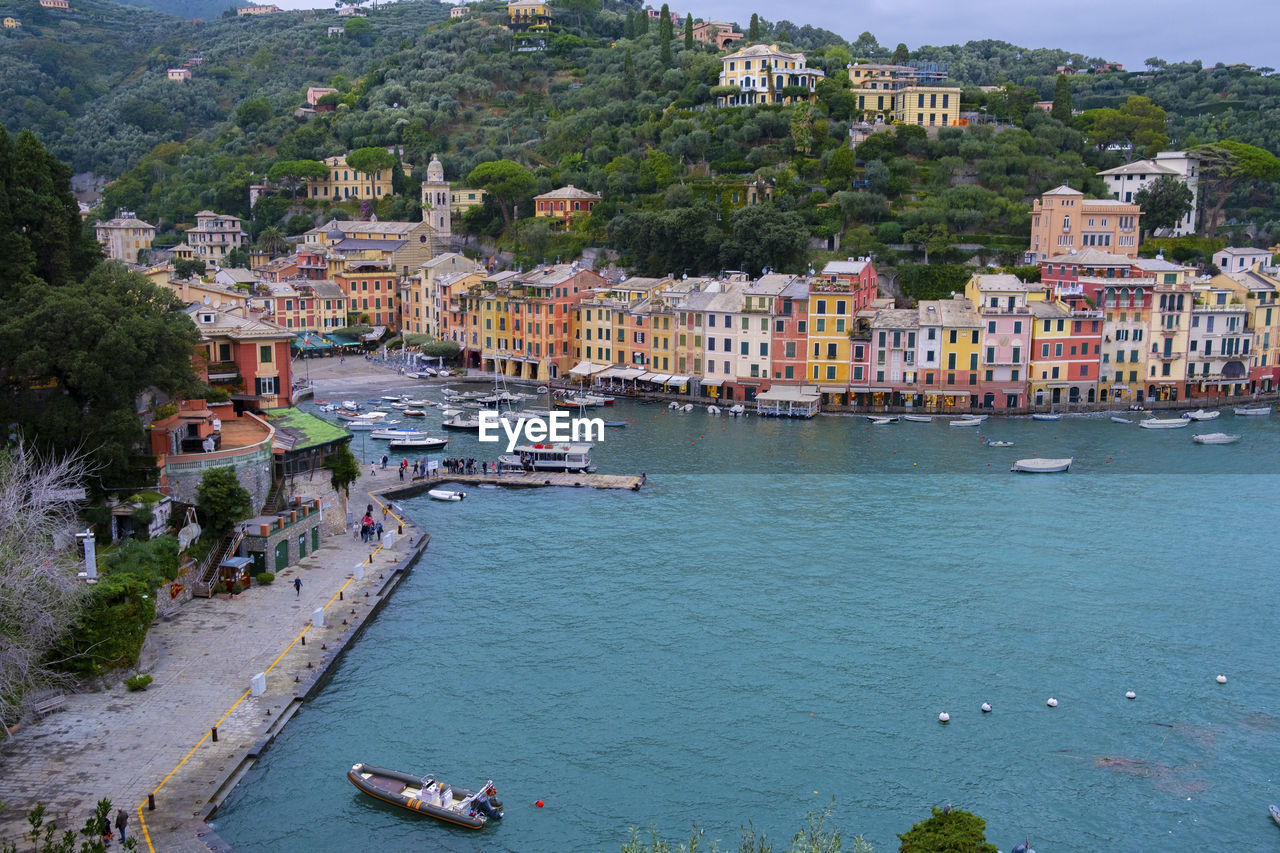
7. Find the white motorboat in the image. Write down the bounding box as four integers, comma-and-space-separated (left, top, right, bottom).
342, 412, 390, 430
1011, 457, 1072, 473
442, 413, 482, 431
1111, 416, 1133, 424
370, 427, 426, 441
388, 436, 448, 450
1192, 432, 1241, 444
427, 489, 465, 501
868, 416, 897, 424
727, 405, 745, 416
949, 417, 983, 427
1139, 417, 1190, 429
1234, 405, 1271, 416
986, 440, 1014, 447
498, 442, 595, 473
403, 409, 427, 418
1184, 409, 1220, 421
707, 405, 722, 415
1031, 413, 1061, 421
902, 414, 933, 422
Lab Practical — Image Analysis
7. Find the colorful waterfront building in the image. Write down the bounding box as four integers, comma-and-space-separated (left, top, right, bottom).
919, 296, 983, 409
1185, 279, 1253, 399
736, 274, 794, 401
1224, 266, 1280, 393
334, 257, 399, 330
265, 280, 347, 333
696, 282, 747, 400
805, 259, 878, 402
868, 308, 919, 408
1146, 276, 1194, 401
963, 273, 1041, 410
1029, 300, 1102, 406
400, 252, 479, 337
771, 277, 810, 386
189, 305, 294, 410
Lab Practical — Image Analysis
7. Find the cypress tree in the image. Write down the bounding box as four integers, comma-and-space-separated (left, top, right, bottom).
748, 13, 760, 42
684, 13, 693, 51
659, 3, 673, 64
1052, 74, 1073, 122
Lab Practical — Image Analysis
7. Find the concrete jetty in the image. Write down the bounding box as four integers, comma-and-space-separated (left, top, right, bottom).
392, 471, 646, 494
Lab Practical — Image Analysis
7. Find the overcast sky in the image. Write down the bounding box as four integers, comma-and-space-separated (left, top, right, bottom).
273, 0, 1274, 71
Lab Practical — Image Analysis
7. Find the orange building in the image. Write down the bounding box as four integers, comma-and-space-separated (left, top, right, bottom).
533, 186, 601, 228
1027, 185, 1142, 262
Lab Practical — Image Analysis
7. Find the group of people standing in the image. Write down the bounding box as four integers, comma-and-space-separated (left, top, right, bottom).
355, 503, 383, 543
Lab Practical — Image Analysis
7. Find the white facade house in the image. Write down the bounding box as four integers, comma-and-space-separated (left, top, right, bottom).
1213, 246, 1272, 273
1097, 151, 1199, 237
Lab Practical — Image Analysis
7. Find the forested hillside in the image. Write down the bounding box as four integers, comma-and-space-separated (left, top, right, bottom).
4, 0, 1279, 274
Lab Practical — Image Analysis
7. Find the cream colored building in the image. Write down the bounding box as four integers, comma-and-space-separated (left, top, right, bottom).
185, 211, 247, 269
166, 68, 192, 82
1027, 185, 1142, 262
1097, 151, 1199, 237
95, 212, 156, 264
400, 252, 481, 337
717, 44, 823, 107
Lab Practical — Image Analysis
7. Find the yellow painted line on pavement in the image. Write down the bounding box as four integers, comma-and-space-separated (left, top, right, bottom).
137, 538, 385, 851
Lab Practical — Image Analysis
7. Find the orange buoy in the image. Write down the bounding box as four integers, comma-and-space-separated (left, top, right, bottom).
536, 800, 544, 808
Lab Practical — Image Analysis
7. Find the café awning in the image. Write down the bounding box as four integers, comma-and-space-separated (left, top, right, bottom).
569, 360, 609, 376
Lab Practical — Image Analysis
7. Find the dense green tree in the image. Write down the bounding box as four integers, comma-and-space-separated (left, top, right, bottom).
1051, 74, 1073, 123
748, 13, 761, 42
659, 4, 673, 64
1, 264, 200, 488
1192, 140, 1280, 236
684, 14, 693, 51
892, 42, 910, 65
343, 15, 372, 46
1082, 96, 1169, 158
265, 159, 329, 201
322, 444, 361, 499
903, 222, 952, 263
234, 97, 273, 129
1133, 174, 1194, 236
825, 146, 857, 191
465, 160, 536, 229
195, 466, 253, 539
172, 257, 206, 280
898, 806, 997, 853
720, 204, 809, 275
0, 129, 100, 295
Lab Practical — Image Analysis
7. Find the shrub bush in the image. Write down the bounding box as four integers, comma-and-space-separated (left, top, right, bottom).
212, 581, 227, 595
126, 674, 152, 691
230, 581, 244, 595
257, 572, 275, 585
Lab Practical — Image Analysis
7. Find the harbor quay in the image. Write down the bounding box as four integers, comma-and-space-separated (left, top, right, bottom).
0, 466, 427, 852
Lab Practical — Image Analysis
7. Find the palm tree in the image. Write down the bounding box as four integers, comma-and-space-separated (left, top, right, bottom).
258, 226, 288, 258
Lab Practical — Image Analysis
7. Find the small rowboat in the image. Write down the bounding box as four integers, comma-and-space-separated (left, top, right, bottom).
1192, 433, 1241, 445
347, 763, 501, 829
868, 416, 897, 424
428, 489, 466, 501
1184, 409, 1220, 420
949, 418, 982, 427
1110, 416, 1133, 424
986, 440, 1014, 447
1234, 406, 1271, 416
1011, 457, 1072, 473
1270, 803, 1280, 829
1031, 413, 1061, 421
902, 414, 933, 423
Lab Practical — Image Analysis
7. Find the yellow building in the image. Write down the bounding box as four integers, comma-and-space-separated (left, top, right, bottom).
507, 0, 550, 31
849, 64, 961, 126
919, 297, 983, 407
805, 282, 858, 386
400, 252, 481, 337
3, 17, 21, 28
717, 44, 824, 107
1223, 267, 1280, 394
1146, 277, 1193, 401
449, 187, 489, 215
306, 153, 406, 202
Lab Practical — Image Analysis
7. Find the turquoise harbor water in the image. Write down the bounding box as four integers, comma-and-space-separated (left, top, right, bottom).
215, 393, 1280, 851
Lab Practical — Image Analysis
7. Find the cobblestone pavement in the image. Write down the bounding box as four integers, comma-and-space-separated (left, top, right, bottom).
0, 455, 425, 852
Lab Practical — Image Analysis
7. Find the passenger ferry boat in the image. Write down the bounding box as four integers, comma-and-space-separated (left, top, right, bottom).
498, 442, 595, 473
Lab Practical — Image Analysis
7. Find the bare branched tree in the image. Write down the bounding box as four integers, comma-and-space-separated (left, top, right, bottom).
0, 447, 91, 732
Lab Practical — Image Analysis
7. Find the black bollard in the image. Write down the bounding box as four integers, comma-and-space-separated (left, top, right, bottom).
148, 794, 155, 811
211, 726, 218, 743
339, 590, 343, 601
301, 635, 305, 645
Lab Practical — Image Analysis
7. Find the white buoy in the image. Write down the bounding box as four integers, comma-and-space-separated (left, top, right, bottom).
938, 712, 950, 723
1216, 674, 1227, 684
981, 702, 992, 713
1046, 697, 1058, 707
1125, 690, 1136, 700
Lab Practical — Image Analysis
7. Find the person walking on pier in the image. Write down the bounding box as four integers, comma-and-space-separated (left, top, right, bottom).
114, 809, 129, 844
294, 577, 302, 598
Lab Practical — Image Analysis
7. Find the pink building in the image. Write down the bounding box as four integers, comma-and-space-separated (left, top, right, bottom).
1027, 186, 1142, 263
